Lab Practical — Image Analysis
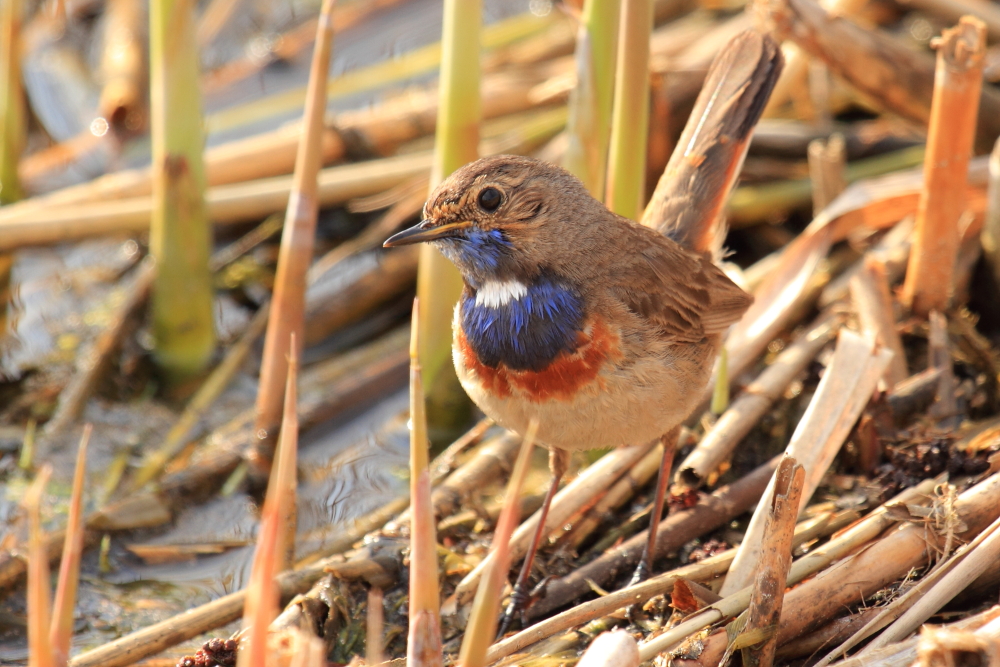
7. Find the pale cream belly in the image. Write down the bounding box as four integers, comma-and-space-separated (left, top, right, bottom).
452, 329, 714, 451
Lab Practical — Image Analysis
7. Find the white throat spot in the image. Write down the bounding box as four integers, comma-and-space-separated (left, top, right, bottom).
475, 279, 528, 308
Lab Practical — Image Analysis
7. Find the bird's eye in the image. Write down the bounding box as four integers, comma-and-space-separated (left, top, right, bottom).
477, 187, 502, 211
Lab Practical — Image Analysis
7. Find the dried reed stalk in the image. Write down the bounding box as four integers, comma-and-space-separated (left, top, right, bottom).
98, 0, 146, 136
769, 472, 1000, 647
817, 513, 1000, 664
721, 330, 893, 595
530, 457, 781, 619
636, 477, 942, 661
928, 310, 958, 422
850, 257, 908, 388
26, 466, 54, 667
678, 312, 839, 488
237, 337, 300, 667
407, 299, 443, 667
817, 607, 1000, 667
563, 439, 665, 550
252, 0, 337, 461
753, 0, 1000, 153
50, 426, 91, 666
366, 586, 385, 667
667, 472, 1000, 667
453, 440, 656, 607
808, 134, 846, 215
0, 151, 433, 250
492, 504, 858, 663
901, 17, 986, 316
983, 138, 1000, 291
739, 457, 804, 667
458, 422, 536, 667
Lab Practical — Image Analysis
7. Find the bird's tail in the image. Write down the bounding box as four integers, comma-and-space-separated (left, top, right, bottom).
641, 30, 784, 258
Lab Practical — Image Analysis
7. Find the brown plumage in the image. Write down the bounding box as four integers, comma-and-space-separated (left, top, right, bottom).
384, 29, 783, 629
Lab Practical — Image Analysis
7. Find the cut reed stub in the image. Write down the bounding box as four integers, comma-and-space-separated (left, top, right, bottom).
901, 16, 987, 318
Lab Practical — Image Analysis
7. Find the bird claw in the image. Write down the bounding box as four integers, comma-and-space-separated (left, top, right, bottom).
496, 576, 553, 638
628, 559, 650, 589
624, 560, 652, 625
496, 586, 527, 638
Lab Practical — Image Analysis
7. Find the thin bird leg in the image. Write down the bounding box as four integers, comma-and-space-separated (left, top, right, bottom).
629, 428, 679, 586
497, 448, 570, 637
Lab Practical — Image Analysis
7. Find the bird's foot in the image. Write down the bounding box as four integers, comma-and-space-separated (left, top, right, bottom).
625, 559, 652, 625
627, 559, 651, 589
497, 577, 552, 638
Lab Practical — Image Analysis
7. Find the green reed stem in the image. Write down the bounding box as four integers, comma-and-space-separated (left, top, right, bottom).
563, 0, 620, 200
416, 0, 482, 427
606, 0, 652, 220
0, 0, 24, 205
149, 0, 215, 380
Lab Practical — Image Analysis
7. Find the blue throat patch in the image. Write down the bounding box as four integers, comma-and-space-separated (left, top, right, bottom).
438, 227, 512, 275
461, 274, 585, 372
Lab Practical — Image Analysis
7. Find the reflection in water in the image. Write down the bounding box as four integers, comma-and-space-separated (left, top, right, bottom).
119, 389, 409, 602
0, 240, 139, 382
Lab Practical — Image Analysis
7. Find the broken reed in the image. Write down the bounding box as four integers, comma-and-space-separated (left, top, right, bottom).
149, 0, 215, 380
238, 337, 301, 667
99, 0, 147, 136
458, 421, 537, 667
902, 16, 986, 317
605, 0, 653, 221
26, 427, 91, 667
415, 0, 481, 429
253, 0, 337, 453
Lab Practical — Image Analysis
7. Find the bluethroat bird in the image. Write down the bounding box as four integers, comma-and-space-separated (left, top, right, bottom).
385, 30, 783, 629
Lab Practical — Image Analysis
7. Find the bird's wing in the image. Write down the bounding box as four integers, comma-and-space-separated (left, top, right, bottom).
610, 230, 753, 343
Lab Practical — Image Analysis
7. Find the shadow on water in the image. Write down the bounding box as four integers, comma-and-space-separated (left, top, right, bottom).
30, 390, 414, 658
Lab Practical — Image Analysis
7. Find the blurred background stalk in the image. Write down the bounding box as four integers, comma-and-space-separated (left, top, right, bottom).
606, 0, 652, 221
0, 0, 24, 206
149, 0, 216, 382
253, 0, 336, 461
0, 0, 24, 337
416, 0, 481, 440
563, 0, 620, 200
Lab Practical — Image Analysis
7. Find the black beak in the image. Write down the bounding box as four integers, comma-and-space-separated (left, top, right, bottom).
383, 219, 472, 247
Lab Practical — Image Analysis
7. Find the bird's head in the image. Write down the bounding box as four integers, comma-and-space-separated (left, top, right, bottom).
383, 155, 600, 288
